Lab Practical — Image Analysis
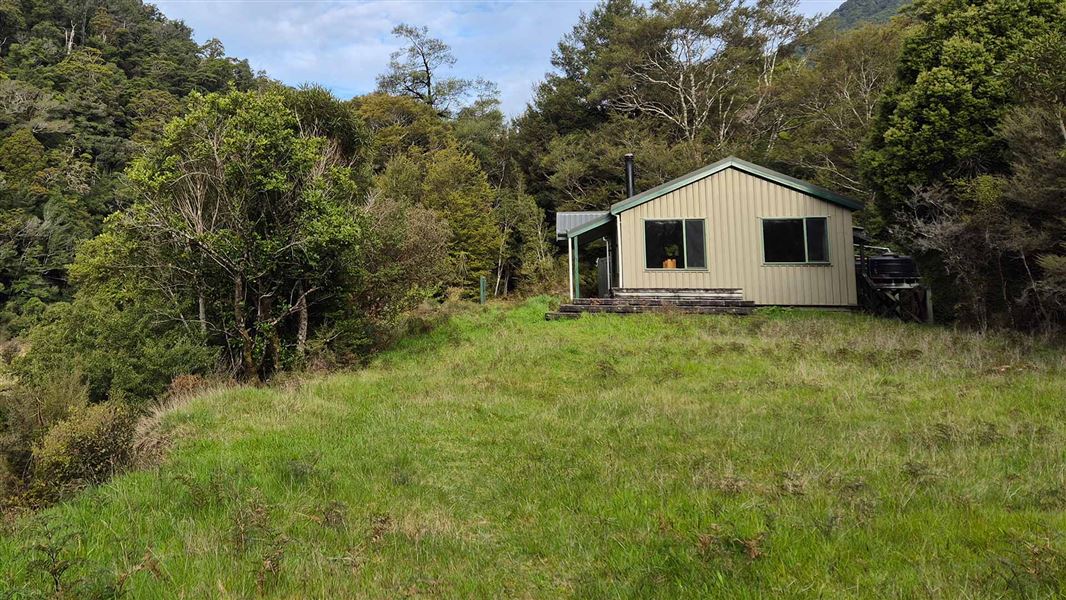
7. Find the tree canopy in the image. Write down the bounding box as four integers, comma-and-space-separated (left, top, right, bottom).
862, 0, 1065, 328
0, 0, 263, 333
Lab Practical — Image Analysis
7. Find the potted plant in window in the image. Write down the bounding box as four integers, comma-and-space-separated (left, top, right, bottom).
663, 244, 680, 269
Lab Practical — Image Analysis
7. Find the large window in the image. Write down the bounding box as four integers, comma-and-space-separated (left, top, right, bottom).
762, 217, 829, 264
644, 219, 706, 269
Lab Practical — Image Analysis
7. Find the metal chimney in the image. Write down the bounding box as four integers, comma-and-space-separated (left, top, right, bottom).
624, 153, 635, 198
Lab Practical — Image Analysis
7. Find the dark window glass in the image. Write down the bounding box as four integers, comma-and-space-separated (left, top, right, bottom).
805, 217, 829, 262
645, 220, 685, 269
685, 220, 706, 269
763, 219, 806, 263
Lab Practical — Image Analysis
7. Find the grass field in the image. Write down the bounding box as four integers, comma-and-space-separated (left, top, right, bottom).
1, 298, 1065, 598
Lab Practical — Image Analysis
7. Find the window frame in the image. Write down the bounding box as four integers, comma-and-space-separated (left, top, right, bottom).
642, 218, 708, 271
760, 216, 832, 266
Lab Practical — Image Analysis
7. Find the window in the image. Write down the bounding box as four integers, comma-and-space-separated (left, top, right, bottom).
644, 219, 706, 269
762, 217, 830, 264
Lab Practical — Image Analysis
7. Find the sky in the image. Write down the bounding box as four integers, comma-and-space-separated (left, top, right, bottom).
154, 0, 847, 116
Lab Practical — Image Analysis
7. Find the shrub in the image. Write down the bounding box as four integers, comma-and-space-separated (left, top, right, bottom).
31, 401, 134, 500
16, 295, 216, 406
0, 369, 90, 487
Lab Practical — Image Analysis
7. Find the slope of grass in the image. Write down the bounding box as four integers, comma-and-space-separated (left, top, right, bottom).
2, 298, 1064, 598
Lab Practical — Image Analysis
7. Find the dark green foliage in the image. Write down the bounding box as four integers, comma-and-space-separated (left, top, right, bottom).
863, 0, 1059, 215
112, 90, 374, 380
281, 84, 373, 171
769, 20, 911, 228
66, 89, 451, 381
0, 0, 261, 332
15, 295, 216, 404
356, 89, 543, 294
861, 0, 1065, 329
353, 92, 453, 169
373, 143, 500, 288
826, 0, 910, 29
0, 369, 89, 493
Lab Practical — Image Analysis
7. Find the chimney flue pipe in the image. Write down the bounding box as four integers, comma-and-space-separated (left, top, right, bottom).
624, 153, 635, 198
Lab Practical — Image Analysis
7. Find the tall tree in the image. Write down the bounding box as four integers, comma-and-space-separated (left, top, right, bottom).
862, 0, 1059, 220
770, 20, 910, 215
515, 0, 814, 214
610, 0, 812, 156
376, 24, 494, 116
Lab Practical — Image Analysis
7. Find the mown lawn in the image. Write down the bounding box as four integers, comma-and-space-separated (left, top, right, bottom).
2, 298, 1065, 598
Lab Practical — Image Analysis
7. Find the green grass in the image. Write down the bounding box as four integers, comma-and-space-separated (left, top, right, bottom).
2, 298, 1065, 598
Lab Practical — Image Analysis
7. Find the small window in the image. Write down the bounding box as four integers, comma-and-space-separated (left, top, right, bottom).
762, 217, 830, 264
644, 219, 706, 269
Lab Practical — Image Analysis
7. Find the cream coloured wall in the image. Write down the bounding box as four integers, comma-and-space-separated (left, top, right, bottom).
617, 167, 857, 306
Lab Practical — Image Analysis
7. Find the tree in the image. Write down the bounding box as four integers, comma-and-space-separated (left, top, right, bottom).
514, 0, 816, 215
862, 0, 1064, 329
862, 0, 1059, 220
770, 20, 909, 215
454, 97, 509, 185
352, 93, 452, 169
0, 0, 264, 330
376, 24, 494, 116
0, 128, 96, 330
109, 90, 371, 379
491, 186, 552, 295
991, 23, 1066, 326
610, 0, 812, 156
542, 116, 698, 211
66, 89, 452, 380
374, 143, 501, 288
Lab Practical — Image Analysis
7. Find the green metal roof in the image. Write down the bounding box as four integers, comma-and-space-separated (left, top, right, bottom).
565, 213, 614, 239
609, 156, 863, 215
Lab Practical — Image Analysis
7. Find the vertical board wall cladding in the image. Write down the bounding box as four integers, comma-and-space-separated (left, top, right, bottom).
618, 168, 858, 306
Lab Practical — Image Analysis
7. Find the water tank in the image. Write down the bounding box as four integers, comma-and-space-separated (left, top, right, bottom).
866, 254, 919, 281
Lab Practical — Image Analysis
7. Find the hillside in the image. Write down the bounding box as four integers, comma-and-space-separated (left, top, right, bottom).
0, 0, 259, 330
826, 0, 910, 28
1, 299, 1064, 597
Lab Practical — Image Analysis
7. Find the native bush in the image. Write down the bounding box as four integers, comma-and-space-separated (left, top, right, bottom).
31, 401, 134, 501
15, 295, 216, 406
0, 369, 90, 489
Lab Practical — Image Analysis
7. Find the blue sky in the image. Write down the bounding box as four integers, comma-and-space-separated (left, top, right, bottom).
155, 0, 846, 116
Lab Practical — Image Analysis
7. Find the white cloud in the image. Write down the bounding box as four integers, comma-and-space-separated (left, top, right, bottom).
155, 0, 841, 116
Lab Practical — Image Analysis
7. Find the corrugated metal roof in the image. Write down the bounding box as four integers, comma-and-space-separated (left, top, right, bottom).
556, 211, 609, 240
610, 156, 863, 215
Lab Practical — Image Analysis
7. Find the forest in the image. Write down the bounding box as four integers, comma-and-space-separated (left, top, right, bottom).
0, 0, 1063, 506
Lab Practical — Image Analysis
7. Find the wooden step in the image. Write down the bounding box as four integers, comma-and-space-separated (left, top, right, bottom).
545, 311, 581, 320
554, 304, 754, 316
547, 288, 755, 319
572, 298, 755, 308
577, 305, 753, 316
611, 288, 744, 300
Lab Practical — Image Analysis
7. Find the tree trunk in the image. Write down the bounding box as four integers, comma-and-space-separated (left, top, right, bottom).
494, 226, 509, 296
198, 291, 207, 336
256, 294, 280, 379
64, 24, 75, 54
296, 282, 309, 357
233, 278, 256, 380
